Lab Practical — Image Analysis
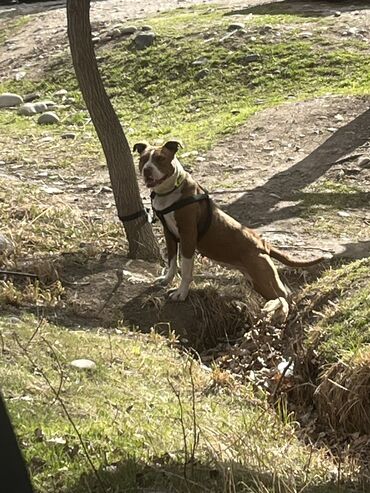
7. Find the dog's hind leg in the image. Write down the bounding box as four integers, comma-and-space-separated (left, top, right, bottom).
242, 253, 289, 301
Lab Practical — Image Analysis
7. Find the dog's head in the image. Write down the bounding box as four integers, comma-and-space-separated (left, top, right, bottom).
133, 140, 182, 188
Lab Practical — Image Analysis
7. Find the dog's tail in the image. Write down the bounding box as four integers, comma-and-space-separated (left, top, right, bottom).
268, 245, 328, 268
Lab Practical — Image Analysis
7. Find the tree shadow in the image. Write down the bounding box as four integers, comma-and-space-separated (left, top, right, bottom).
65, 455, 361, 493
225, 0, 368, 19
224, 107, 370, 227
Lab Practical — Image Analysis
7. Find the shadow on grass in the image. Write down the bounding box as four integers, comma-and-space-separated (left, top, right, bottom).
224, 107, 370, 228
65, 455, 360, 493
225, 0, 368, 19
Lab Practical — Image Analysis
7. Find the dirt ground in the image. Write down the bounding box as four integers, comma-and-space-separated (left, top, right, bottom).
1, 0, 370, 343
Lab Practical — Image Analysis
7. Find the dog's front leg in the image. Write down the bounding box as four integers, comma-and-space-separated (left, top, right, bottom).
169, 221, 196, 301
156, 229, 178, 286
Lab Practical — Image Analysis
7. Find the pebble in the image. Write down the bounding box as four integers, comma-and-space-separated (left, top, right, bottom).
334, 113, 344, 121
239, 54, 261, 64
23, 92, 40, 103
38, 112, 60, 125
53, 89, 68, 97
41, 186, 64, 194
192, 57, 208, 66
134, 31, 156, 49
34, 102, 48, 113
0, 92, 23, 108
195, 68, 209, 81
14, 71, 26, 81
227, 22, 245, 31
61, 132, 76, 139
121, 26, 137, 35
18, 103, 37, 116
70, 359, 97, 370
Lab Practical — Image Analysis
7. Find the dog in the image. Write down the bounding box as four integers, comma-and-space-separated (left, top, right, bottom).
134, 140, 324, 316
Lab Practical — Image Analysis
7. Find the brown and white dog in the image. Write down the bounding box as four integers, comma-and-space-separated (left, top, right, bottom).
134, 140, 324, 313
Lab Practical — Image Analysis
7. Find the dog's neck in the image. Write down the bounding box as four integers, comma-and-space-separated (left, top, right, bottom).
153, 157, 187, 195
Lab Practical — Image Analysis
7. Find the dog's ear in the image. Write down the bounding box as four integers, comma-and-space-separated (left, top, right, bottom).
133, 142, 148, 154
163, 140, 183, 154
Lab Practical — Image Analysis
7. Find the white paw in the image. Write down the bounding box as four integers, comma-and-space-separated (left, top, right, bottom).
261, 297, 289, 324
169, 286, 189, 301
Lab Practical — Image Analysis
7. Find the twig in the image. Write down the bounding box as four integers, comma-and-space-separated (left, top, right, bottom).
40, 336, 64, 408
188, 361, 200, 468
0, 269, 38, 279
13, 333, 108, 493
167, 374, 189, 482
97, 270, 123, 315
26, 317, 44, 348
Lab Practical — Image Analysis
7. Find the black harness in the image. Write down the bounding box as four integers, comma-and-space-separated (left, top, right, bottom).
150, 190, 212, 242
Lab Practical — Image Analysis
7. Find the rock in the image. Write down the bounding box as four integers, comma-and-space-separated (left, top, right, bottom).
140, 25, 153, 31
23, 92, 40, 103
334, 113, 344, 122
33, 102, 48, 113
299, 31, 313, 38
192, 57, 208, 66
134, 31, 155, 49
227, 22, 245, 31
0, 93, 23, 108
121, 26, 137, 35
70, 359, 97, 370
337, 210, 351, 218
37, 112, 60, 125
14, 71, 26, 81
61, 132, 76, 139
53, 89, 68, 97
334, 11, 341, 17
239, 54, 261, 64
92, 36, 101, 43
18, 103, 37, 116
41, 186, 64, 195
0, 234, 13, 254
195, 69, 209, 81
358, 156, 370, 168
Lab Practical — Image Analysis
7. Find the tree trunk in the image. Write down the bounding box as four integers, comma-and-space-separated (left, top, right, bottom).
66, 0, 159, 260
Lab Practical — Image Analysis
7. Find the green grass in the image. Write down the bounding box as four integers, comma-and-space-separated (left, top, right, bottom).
0, 315, 343, 493
302, 258, 370, 362
1, 6, 370, 161
0, 16, 30, 46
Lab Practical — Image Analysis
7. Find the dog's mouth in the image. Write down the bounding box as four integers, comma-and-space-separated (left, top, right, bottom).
144, 174, 168, 188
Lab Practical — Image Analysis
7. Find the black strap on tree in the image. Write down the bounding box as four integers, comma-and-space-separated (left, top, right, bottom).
119, 208, 148, 224
151, 192, 213, 241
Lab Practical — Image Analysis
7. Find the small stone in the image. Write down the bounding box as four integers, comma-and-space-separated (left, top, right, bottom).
334, 11, 341, 17
121, 26, 137, 35
41, 186, 63, 194
61, 132, 76, 139
53, 89, 68, 97
134, 31, 155, 49
239, 54, 261, 64
0, 93, 23, 108
14, 71, 26, 81
358, 156, 370, 167
227, 22, 245, 31
334, 114, 344, 121
140, 25, 153, 31
70, 359, 97, 370
110, 29, 121, 38
92, 36, 101, 43
348, 27, 359, 36
38, 112, 60, 125
18, 103, 37, 116
23, 92, 40, 103
337, 211, 351, 218
299, 31, 313, 38
192, 57, 208, 66
33, 102, 48, 113
195, 69, 209, 81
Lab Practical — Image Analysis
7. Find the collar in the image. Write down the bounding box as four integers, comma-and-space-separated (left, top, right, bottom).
154, 172, 186, 197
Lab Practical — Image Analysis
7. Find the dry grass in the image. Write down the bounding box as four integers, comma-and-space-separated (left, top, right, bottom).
315, 349, 370, 435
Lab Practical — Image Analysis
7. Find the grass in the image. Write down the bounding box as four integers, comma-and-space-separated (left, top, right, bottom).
0, 15, 30, 46
0, 314, 345, 493
1, 6, 370, 163
303, 258, 370, 363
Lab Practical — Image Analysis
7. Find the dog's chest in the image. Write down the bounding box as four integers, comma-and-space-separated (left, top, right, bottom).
153, 189, 182, 238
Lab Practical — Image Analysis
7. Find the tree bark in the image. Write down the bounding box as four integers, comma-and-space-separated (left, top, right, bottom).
66, 0, 160, 260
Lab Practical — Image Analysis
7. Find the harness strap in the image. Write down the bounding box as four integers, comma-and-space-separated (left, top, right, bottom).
151, 192, 212, 241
